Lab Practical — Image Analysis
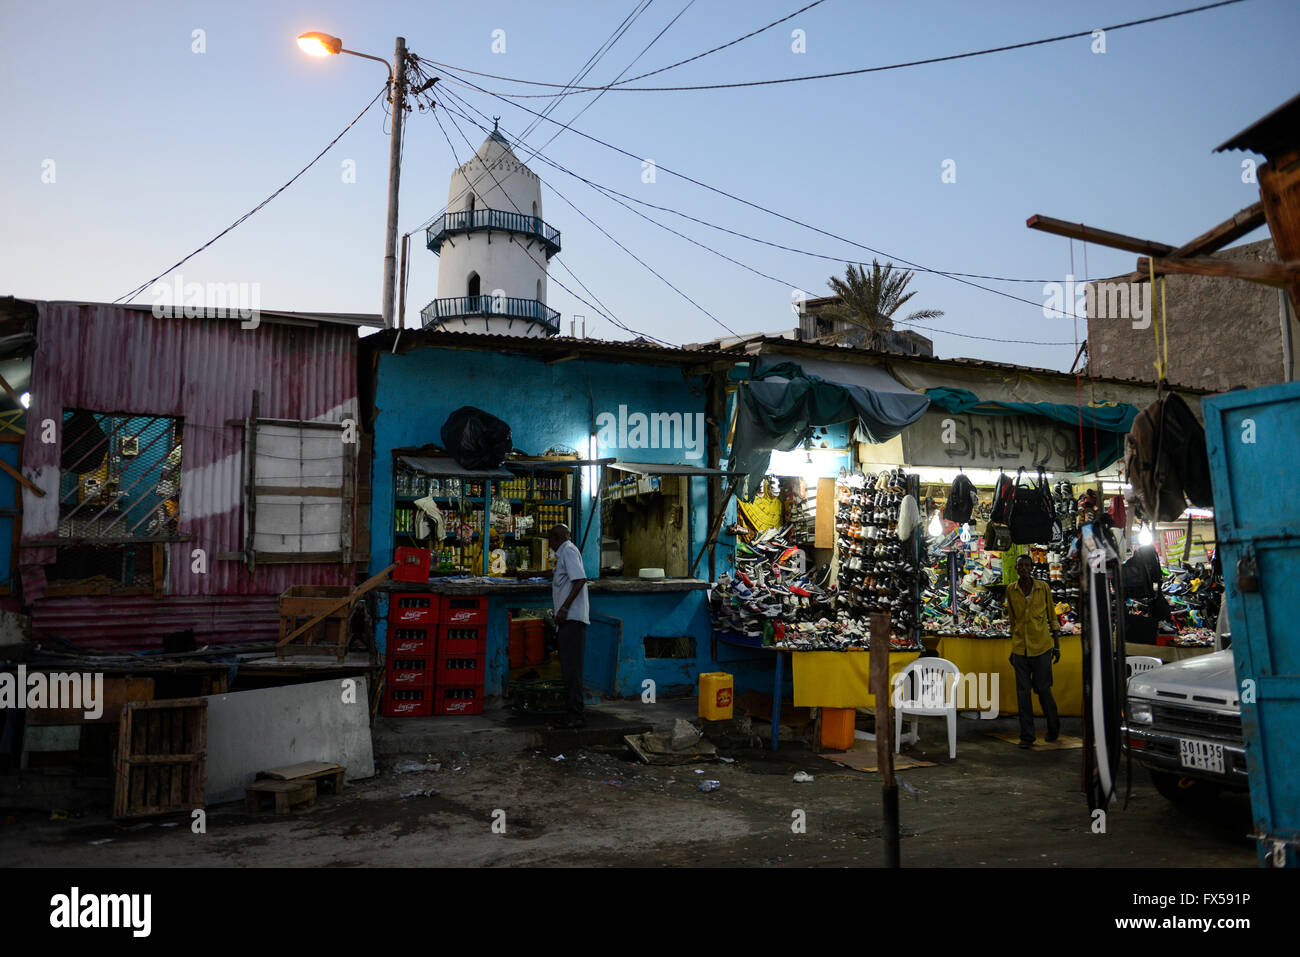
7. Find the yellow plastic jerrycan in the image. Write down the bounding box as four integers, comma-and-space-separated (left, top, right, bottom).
698, 672, 734, 720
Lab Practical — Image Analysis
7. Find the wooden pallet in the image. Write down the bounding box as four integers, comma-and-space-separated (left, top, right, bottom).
278, 585, 353, 661
113, 697, 206, 820
255, 760, 346, 795
245, 779, 317, 815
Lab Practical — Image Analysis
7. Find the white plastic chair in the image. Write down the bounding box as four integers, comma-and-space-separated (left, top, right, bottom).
892, 657, 961, 759
1126, 655, 1163, 680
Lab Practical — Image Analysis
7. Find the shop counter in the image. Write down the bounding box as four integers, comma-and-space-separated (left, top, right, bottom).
380, 577, 709, 595
932, 635, 1083, 717
791, 650, 922, 710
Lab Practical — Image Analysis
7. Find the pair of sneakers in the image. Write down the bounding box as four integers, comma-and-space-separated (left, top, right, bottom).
1019, 731, 1061, 748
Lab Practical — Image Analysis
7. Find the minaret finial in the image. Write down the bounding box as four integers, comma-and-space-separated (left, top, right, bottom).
492, 116, 500, 133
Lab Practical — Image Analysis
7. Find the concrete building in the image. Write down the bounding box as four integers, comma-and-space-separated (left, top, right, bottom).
422, 127, 561, 337
1086, 240, 1299, 392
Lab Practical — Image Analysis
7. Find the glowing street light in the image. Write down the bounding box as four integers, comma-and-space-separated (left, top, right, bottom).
298, 30, 406, 328
296, 32, 342, 56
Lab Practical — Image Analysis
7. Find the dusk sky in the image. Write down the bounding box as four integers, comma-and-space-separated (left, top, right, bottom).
2, 0, 1296, 367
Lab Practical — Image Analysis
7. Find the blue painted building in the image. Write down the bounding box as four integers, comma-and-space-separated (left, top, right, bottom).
360, 330, 784, 701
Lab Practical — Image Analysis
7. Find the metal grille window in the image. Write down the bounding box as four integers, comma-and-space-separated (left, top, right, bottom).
59, 411, 183, 541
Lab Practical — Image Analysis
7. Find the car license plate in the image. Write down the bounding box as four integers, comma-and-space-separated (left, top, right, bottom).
1179, 739, 1225, 774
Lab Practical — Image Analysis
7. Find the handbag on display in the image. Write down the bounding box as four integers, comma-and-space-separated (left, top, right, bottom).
988, 472, 1014, 525
983, 522, 1013, 551
1006, 467, 1056, 545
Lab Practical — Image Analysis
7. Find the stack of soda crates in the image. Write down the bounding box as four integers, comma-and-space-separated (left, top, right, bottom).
382, 593, 438, 716
436, 595, 488, 715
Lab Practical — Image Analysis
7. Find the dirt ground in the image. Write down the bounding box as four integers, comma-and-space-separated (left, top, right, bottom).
0, 711, 1257, 868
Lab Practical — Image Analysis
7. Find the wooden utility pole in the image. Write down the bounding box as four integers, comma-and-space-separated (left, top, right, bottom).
870, 611, 899, 867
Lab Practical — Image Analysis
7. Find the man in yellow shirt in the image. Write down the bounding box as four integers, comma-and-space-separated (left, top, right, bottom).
1005, 554, 1061, 749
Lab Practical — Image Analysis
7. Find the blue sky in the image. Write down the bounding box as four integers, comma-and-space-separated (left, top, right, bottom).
1, 0, 1296, 368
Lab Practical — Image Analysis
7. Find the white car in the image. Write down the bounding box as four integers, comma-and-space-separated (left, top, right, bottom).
1124, 650, 1248, 802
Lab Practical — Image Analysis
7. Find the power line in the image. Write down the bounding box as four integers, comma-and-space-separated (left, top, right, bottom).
424, 62, 1082, 314
436, 90, 1077, 347
435, 86, 738, 338
426, 0, 1249, 94
445, 87, 1091, 285
116, 85, 388, 305
516, 0, 695, 170
403, 0, 655, 237
425, 80, 676, 345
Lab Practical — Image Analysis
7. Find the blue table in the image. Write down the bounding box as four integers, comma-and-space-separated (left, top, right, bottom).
712, 631, 792, 751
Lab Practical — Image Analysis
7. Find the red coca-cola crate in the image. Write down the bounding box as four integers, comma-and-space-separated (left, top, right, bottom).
391, 593, 438, 626
393, 547, 432, 583
387, 656, 434, 688
442, 595, 489, 628
440, 626, 486, 656
388, 625, 436, 656
437, 651, 485, 687
434, 685, 483, 715
382, 686, 433, 717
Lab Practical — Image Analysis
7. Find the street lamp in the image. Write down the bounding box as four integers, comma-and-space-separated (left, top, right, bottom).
298, 31, 408, 329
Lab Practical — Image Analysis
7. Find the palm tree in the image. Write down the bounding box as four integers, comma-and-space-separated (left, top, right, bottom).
818, 260, 943, 351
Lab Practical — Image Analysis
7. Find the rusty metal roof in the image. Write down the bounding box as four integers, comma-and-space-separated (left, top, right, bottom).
365, 328, 739, 366
1215, 92, 1300, 157
717, 334, 1211, 394
13, 297, 379, 329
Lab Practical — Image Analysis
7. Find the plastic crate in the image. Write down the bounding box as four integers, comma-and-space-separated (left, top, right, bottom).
388, 626, 436, 656
393, 547, 432, 583
387, 656, 434, 687
437, 652, 486, 686
440, 626, 487, 656
442, 595, 489, 628
391, 593, 438, 626
435, 685, 483, 715
382, 687, 433, 717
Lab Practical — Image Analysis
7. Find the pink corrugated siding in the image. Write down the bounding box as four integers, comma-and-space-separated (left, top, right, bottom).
31, 595, 281, 652
22, 303, 360, 648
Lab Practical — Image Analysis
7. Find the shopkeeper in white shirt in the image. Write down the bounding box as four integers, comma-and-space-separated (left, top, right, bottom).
547, 524, 590, 728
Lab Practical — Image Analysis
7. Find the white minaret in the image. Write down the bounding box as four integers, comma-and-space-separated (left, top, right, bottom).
423, 124, 561, 337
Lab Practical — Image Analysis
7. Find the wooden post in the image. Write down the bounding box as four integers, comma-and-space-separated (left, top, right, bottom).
870, 611, 899, 868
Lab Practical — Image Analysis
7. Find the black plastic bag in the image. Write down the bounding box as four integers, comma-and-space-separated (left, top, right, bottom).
440, 407, 512, 470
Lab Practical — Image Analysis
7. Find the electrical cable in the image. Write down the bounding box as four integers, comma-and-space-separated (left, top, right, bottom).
441, 81, 1092, 286
427, 93, 674, 345
115, 85, 388, 305
436, 87, 1077, 346
426, 0, 1248, 94
423, 60, 1097, 313
433, 84, 738, 338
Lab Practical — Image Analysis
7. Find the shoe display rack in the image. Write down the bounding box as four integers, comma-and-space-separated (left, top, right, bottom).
834, 468, 923, 651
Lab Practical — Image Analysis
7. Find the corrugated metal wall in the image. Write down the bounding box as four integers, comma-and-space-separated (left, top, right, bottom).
21, 303, 360, 649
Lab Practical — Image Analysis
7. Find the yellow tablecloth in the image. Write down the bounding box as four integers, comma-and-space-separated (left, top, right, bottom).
792, 650, 921, 709
934, 635, 1083, 717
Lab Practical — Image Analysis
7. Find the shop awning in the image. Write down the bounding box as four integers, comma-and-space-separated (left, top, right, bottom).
608, 462, 743, 477
397, 454, 513, 479
923, 387, 1137, 472
730, 356, 930, 488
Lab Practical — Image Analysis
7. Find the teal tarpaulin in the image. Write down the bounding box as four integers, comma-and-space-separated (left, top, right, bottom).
924, 387, 1137, 472
731, 361, 930, 487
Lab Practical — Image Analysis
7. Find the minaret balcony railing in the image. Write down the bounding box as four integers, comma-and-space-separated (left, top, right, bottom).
425, 208, 561, 258
420, 295, 561, 334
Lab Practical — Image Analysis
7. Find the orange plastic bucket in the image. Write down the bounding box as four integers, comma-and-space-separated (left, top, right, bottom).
508, 617, 527, 670
523, 619, 546, 665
